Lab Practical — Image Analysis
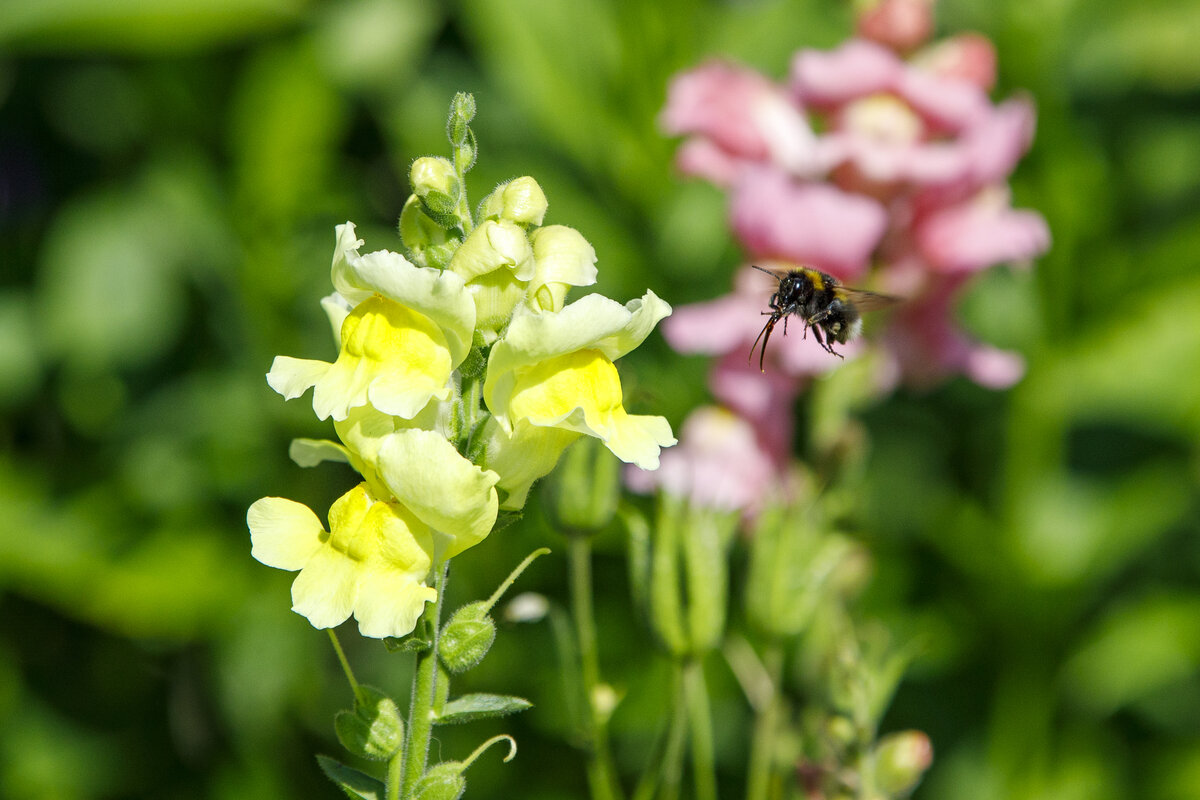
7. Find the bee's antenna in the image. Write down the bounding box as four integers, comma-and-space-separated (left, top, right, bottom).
750, 264, 775, 277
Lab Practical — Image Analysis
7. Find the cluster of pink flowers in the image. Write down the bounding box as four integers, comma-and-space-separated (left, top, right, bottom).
631, 0, 1049, 512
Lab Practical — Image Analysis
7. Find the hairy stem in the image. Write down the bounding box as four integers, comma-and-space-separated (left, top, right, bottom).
399, 561, 449, 798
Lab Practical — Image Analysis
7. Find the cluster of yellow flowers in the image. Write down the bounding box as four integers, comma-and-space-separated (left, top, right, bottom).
248, 169, 674, 639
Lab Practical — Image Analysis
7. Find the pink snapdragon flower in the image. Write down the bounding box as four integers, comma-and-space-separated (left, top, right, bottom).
625, 406, 783, 516
658, 17, 1049, 390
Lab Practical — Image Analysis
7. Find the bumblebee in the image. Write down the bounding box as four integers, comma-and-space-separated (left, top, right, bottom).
749, 265, 899, 371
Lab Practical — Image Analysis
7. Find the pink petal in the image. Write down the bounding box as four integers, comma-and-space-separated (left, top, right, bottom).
960, 97, 1037, 187
916, 192, 1050, 272
790, 39, 903, 106
856, 0, 935, 53
674, 138, 753, 187
898, 69, 992, 132
730, 169, 888, 279
883, 275, 1025, 389
965, 345, 1026, 388
663, 291, 766, 355
911, 33, 998, 90
662, 61, 813, 161
624, 406, 782, 514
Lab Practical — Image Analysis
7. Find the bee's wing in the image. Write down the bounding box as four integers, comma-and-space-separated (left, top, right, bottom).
835, 287, 902, 312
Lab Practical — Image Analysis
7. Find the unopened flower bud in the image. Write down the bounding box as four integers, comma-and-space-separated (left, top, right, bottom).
399, 194, 461, 269
412, 762, 466, 800
447, 92, 476, 146
439, 601, 496, 674
449, 220, 534, 281
872, 730, 933, 796
333, 685, 405, 761
410, 156, 462, 221
450, 221, 535, 331
526, 225, 597, 313
856, 0, 934, 53
479, 177, 548, 226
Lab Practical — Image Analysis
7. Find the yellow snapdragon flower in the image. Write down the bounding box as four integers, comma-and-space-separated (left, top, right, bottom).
267, 223, 475, 421
481, 291, 676, 507
248, 483, 438, 638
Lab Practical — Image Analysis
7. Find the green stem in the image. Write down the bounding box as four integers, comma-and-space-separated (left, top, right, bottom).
657, 663, 689, 800
399, 561, 449, 799
567, 532, 623, 800
386, 753, 405, 800
327, 628, 362, 702
683, 659, 718, 800
484, 547, 551, 611
746, 645, 783, 800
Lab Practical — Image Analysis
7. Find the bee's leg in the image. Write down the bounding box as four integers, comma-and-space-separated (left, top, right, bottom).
812, 326, 844, 359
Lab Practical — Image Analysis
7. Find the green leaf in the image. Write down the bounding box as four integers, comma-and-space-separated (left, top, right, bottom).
384, 617, 433, 652
315, 755, 385, 800
435, 694, 533, 725
490, 510, 523, 534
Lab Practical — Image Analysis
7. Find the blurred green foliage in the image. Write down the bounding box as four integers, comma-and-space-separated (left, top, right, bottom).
1, 0, 1198, 798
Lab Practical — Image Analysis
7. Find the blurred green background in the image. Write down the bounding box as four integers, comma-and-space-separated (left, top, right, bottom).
2, 0, 1199, 798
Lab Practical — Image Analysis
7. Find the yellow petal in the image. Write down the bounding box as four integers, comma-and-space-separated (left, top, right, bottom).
290, 546, 358, 629
353, 570, 437, 638
311, 295, 452, 421
248, 497, 327, 571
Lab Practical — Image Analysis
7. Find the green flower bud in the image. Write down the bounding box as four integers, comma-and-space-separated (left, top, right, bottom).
872, 730, 933, 796
412, 763, 466, 800
410, 156, 462, 223
745, 507, 861, 640
439, 601, 497, 674
447, 92, 476, 146
542, 436, 620, 534
642, 494, 736, 658
479, 177, 548, 226
399, 194, 461, 269
333, 685, 405, 761
411, 733, 515, 800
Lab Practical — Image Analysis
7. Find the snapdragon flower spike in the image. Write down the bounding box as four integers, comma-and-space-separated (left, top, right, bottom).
481, 292, 676, 507
248, 483, 438, 639
267, 223, 476, 421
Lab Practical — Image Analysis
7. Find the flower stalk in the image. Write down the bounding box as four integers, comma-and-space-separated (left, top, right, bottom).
568, 531, 623, 800
400, 560, 448, 799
